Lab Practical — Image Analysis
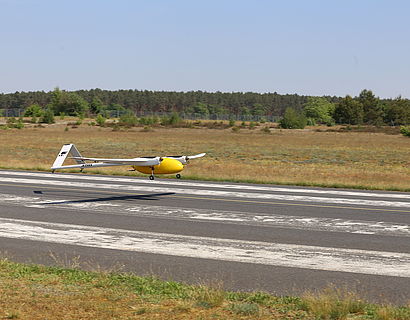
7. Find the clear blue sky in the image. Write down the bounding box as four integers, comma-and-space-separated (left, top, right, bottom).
1, 0, 409, 98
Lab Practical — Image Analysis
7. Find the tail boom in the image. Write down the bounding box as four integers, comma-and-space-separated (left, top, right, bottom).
51, 162, 124, 170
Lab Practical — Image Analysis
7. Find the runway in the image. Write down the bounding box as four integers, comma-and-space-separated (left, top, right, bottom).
0, 169, 409, 303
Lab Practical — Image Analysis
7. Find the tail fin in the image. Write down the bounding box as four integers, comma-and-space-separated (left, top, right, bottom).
51, 144, 84, 171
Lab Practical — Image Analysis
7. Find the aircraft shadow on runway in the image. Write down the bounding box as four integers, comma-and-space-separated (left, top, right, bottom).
33, 190, 175, 204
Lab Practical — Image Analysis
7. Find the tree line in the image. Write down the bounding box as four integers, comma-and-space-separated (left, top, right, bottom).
0, 88, 409, 126
273, 89, 410, 128
0, 88, 327, 117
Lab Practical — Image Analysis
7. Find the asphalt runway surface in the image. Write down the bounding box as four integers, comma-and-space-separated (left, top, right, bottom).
0, 169, 409, 304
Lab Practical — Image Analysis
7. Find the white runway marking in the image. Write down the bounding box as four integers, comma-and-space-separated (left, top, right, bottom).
1, 194, 409, 237
0, 217, 409, 278
1, 176, 410, 208
0, 170, 409, 199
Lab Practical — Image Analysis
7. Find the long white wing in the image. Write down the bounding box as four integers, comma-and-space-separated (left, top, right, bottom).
70, 157, 161, 166
187, 153, 206, 160
165, 153, 206, 164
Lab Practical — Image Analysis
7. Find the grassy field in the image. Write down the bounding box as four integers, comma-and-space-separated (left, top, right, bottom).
0, 119, 410, 190
1, 122, 409, 319
0, 258, 408, 320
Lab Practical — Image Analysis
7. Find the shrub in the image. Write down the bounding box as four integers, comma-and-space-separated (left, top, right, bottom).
203, 120, 230, 129
231, 126, 240, 132
152, 116, 160, 124
14, 120, 24, 129
261, 126, 270, 133
6, 117, 16, 124
279, 108, 307, 129
400, 126, 410, 137
24, 104, 44, 117
96, 114, 106, 127
40, 108, 55, 124
139, 117, 148, 125
169, 112, 181, 126
160, 117, 168, 126
161, 112, 181, 126
228, 119, 235, 127
6, 117, 24, 129
185, 121, 193, 128
307, 118, 316, 126
304, 97, 335, 125
119, 112, 138, 127
139, 116, 159, 126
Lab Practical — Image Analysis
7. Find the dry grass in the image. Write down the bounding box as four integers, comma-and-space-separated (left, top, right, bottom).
301, 286, 368, 319
0, 259, 408, 320
1, 120, 410, 190
0, 259, 301, 320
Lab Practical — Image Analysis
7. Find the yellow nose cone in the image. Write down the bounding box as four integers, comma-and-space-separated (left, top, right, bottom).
156, 158, 184, 174
134, 158, 184, 175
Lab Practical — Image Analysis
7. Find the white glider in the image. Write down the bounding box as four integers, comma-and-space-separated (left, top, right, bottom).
51, 144, 205, 180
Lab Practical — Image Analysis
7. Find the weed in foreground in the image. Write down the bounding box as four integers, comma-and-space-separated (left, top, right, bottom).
133, 307, 148, 315
301, 286, 368, 319
374, 304, 410, 320
49, 252, 81, 269
245, 291, 272, 304
5, 312, 19, 319
228, 302, 260, 316
172, 301, 192, 313
192, 283, 226, 309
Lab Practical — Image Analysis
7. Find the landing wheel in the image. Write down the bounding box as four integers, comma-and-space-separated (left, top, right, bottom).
176, 174, 181, 179
149, 167, 155, 180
